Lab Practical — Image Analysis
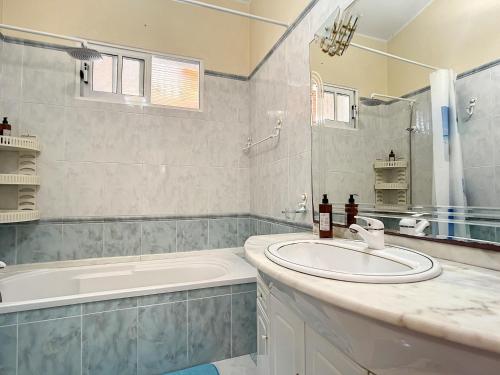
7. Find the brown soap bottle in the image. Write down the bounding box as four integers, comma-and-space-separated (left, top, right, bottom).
345, 194, 359, 227
319, 194, 333, 238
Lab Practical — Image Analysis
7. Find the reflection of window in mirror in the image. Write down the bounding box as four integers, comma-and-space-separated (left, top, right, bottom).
311, 81, 358, 129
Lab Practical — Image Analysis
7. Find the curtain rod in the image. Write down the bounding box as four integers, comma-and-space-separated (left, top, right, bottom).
172, 0, 289, 28
350, 42, 441, 70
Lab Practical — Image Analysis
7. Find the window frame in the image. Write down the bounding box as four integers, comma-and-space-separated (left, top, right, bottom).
322, 84, 358, 130
77, 43, 204, 111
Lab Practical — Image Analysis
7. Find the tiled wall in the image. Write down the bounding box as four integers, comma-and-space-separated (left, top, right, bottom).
0, 40, 250, 220
0, 216, 309, 265
0, 283, 257, 375
248, 0, 346, 225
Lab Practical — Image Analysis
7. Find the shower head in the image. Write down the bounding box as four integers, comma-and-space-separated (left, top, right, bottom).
65, 45, 102, 61
360, 97, 386, 106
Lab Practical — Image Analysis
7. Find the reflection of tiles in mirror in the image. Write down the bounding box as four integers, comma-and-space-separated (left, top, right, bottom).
213, 354, 257, 375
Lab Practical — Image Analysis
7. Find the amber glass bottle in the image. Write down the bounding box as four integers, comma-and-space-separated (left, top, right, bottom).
319, 194, 333, 238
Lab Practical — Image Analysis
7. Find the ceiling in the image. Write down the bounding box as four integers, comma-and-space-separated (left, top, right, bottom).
352, 0, 434, 41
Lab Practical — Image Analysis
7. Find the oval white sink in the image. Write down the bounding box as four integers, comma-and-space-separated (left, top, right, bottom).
265, 239, 441, 283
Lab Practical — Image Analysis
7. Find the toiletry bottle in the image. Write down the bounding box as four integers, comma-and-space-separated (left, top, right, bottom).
389, 150, 395, 162
2, 118, 11, 137
345, 194, 358, 227
319, 194, 333, 238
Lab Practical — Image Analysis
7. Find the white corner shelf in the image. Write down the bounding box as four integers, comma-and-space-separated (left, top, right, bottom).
0, 174, 40, 185
0, 135, 41, 223
0, 210, 40, 224
375, 183, 408, 190
0, 135, 40, 152
374, 160, 407, 169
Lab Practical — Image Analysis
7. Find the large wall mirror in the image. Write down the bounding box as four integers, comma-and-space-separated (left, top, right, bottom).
310, 0, 500, 247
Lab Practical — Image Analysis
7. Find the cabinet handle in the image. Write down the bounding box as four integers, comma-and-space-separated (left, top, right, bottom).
261, 335, 268, 340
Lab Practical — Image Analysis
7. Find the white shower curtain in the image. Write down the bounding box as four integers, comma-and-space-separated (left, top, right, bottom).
430, 69, 467, 238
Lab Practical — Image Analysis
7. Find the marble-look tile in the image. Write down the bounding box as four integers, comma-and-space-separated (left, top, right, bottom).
19, 304, 81, 323
17, 224, 63, 264
0, 42, 24, 100
231, 291, 257, 357
138, 291, 187, 306
0, 312, 17, 327
469, 225, 497, 243
188, 285, 231, 299
103, 163, 143, 216
141, 164, 177, 215
63, 223, 103, 260
213, 354, 257, 375
207, 168, 239, 215
0, 325, 17, 375
103, 222, 141, 257
83, 297, 137, 314
0, 226, 16, 265
141, 221, 176, 254
83, 309, 137, 375
258, 220, 273, 235
460, 117, 493, 168
173, 167, 210, 216
208, 218, 238, 249
188, 295, 231, 365
177, 220, 208, 252
37, 160, 66, 219
464, 167, 496, 206
138, 302, 188, 374
232, 283, 257, 294
237, 218, 258, 247
18, 317, 81, 375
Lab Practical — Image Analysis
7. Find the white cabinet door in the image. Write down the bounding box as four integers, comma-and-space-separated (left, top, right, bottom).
269, 295, 305, 375
257, 300, 270, 375
305, 325, 368, 375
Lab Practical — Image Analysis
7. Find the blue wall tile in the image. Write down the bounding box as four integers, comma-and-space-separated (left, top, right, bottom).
231, 291, 257, 357
0, 312, 17, 327
237, 218, 257, 246
177, 220, 208, 251
232, 283, 256, 293
138, 302, 188, 375
82, 309, 137, 375
83, 297, 137, 314
138, 291, 187, 306
188, 295, 231, 365
258, 220, 273, 235
17, 224, 63, 263
141, 221, 176, 254
188, 285, 231, 299
63, 223, 103, 260
0, 226, 16, 264
208, 218, 237, 249
0, 325, 17, 375
18, 317, 81, 375
103, 222, 141, 257
19, 304, 81, 323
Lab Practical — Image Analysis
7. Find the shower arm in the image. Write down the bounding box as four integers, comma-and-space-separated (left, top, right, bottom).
0, 23, 87, 47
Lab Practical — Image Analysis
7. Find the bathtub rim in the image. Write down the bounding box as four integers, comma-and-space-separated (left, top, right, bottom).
0, 248, 256, 314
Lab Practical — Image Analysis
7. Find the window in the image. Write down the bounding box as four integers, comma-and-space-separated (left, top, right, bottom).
80, 45, 202, 110
322, 84, 357, 129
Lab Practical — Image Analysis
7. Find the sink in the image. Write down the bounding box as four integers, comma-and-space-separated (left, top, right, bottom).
265, 239, 441, 283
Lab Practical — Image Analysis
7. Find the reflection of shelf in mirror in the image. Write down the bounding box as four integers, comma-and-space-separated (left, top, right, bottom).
374, 160, 407, 169
0, 174, 40, 185
375, 183, 408, 190
0, 135, 40, 152
374, 204, 409, 211
0, 210, 40, 224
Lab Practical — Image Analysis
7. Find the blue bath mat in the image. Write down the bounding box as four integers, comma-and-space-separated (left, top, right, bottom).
164, 364, 219, 375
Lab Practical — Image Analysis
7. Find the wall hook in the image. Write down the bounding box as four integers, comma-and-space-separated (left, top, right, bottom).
466, 97, 477, 117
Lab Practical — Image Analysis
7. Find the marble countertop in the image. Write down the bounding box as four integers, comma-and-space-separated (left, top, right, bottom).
245, 233, 500, 355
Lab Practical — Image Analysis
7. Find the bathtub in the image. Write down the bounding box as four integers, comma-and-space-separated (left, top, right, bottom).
0, 251, 256, 314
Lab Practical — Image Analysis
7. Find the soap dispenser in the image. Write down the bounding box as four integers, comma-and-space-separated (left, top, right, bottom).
319, 194, 333, 238
345, 194, 358, 227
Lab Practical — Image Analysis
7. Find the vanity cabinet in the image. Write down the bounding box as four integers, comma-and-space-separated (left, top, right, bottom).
266, 293, 368, 375
257, 300, 270, 375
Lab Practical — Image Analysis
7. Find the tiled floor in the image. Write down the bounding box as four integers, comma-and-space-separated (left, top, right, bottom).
213, 354, 257, 375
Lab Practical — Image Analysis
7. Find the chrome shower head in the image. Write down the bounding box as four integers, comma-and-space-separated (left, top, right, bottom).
65, 45, 102, 61
361, 97, 385, 106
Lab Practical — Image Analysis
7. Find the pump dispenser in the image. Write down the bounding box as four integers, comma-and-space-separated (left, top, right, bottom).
345, 194, 358, 227
319, 194, 333, 238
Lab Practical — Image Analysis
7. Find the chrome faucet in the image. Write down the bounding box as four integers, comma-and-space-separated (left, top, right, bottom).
0, 261, 6, 269
349, 216, 385, 250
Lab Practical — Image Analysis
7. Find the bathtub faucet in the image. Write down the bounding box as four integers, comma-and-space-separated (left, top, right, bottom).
0, 261, 6, 269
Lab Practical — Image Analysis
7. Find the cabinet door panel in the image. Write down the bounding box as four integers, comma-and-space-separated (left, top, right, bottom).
270, 295, 305, 375
257, 300, 270, 375
306, 325, 367, 375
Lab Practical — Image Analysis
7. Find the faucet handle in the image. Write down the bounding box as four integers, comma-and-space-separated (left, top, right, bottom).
354, 216, 384, 230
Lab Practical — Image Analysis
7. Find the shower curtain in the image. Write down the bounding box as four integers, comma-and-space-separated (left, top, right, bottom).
430, 69, 467, 238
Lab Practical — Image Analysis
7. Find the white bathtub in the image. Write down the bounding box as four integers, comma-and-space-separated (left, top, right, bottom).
0, 251, 256, 314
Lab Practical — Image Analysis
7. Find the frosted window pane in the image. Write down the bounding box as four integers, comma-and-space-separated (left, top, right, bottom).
336, 93, 350, 123
93, 55, 116, 93
122, 57, 144, 96
323, 92, 335, 121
